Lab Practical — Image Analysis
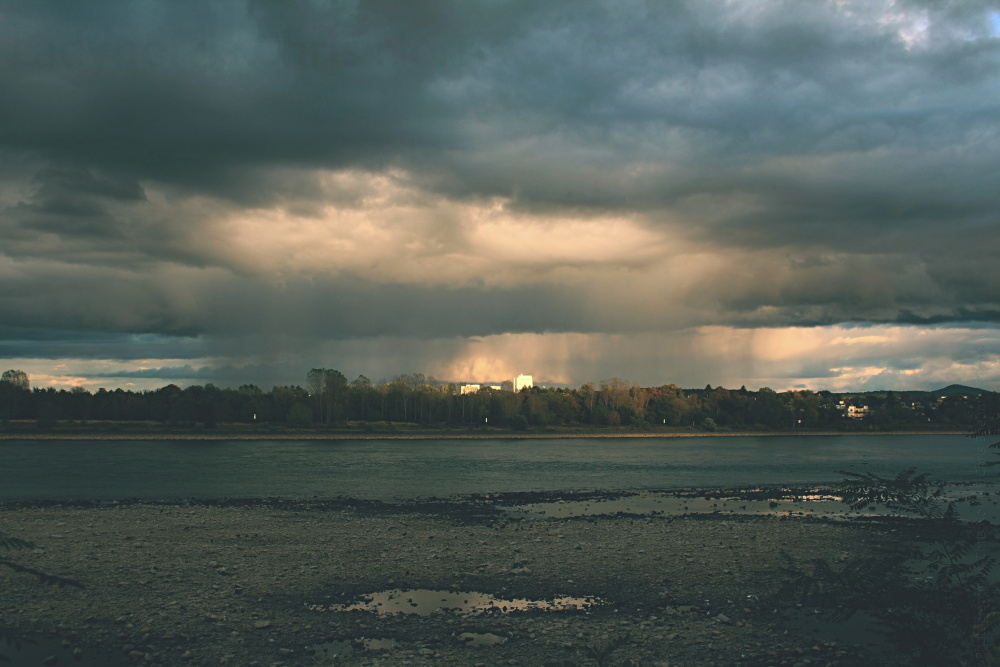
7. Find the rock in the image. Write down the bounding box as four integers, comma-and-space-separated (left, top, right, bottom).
254, 620, 272, 629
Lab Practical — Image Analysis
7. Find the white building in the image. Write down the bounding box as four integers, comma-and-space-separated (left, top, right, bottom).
460, 374, 533, 393
838, 401, 869, 419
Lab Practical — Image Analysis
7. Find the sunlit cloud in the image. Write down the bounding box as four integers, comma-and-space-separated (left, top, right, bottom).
208, 172, 672, 288
9, 323, 1000, 393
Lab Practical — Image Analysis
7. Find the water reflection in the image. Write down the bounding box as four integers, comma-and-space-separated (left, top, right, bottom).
458, 632, 506, 646
310, 589, 602, 616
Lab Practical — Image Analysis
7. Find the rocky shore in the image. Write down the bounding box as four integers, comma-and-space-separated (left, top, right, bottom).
2, 497, 895, 666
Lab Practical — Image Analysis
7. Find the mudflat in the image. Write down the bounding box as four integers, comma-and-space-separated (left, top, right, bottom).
2, 498, 887, 666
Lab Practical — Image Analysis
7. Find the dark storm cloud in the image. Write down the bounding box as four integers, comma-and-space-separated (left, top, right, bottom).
895, 309, 1000, 325
6, 166, 145, 240
0, 264, 589, 343
4, 0, 995, 207
88, 363, 274, 383
1, 0, 999, 363
0, 328, 205, 361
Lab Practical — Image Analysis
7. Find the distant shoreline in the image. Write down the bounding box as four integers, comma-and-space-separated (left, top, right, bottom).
0, 429, 968, 441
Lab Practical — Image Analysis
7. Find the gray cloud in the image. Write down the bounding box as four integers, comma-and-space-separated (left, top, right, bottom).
1, 1, 999, 388
3, 1, 995, 207
6, 166, 145, 240
0, 263, 591, 340
0, 328, 204, 361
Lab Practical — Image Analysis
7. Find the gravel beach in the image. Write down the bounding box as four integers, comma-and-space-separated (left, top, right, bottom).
2, 498, 892, 666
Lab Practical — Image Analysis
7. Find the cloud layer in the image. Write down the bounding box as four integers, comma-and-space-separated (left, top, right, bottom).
1, 0, 999, 390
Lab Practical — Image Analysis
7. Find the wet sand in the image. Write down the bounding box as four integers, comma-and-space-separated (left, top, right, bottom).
1, 496, 893, 666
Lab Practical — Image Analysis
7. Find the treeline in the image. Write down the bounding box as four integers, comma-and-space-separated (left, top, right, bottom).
0, 368, 990, 432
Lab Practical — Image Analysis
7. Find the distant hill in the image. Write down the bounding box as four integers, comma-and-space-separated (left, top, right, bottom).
930, 384, 990, 397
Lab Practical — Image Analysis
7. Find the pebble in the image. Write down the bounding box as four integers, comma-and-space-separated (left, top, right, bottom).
1, 499, 879, 666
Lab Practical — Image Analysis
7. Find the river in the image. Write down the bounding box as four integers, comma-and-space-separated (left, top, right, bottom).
0, 434, 990, 502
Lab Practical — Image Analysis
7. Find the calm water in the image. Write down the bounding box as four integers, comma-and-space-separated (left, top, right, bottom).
0, 434, 989, 502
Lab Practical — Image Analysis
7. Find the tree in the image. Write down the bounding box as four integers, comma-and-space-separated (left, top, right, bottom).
287, 403, 312, 427
749, 387, 786, 428
350, 375, 374, 421
306, 369, 327, 423
306, 368, 347, 424
599, 378, 631, 412
578, 382, 597, 422
0, 370, 31, 421
0, 370, 29, 390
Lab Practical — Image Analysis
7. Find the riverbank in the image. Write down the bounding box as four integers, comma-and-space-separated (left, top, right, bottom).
0, 426, 967, 441
1, 496, 895, 666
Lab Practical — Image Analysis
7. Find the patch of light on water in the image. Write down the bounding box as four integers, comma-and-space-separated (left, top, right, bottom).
309, 589, 602, 616
502, 486, 1000, 523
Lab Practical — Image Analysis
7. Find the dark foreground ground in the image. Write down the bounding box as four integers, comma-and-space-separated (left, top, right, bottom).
0, 496, 934, 666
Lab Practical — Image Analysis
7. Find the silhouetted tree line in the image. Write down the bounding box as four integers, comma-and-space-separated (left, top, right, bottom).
0, 369, 989, 431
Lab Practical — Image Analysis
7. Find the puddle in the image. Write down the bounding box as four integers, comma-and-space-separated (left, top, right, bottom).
501, 486, 1000, 523
311, 637, 397, 658
458, 632, 506, 646
310, 632, 506, 659
506, 491, 845, 520
310, 589, 602, 616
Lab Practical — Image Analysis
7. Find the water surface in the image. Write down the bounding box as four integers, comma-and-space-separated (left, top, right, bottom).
0, 434, 986, 502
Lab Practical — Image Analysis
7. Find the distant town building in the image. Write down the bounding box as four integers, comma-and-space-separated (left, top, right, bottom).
837, 401, 869, 419
847, 405, 868, 419
459, 374, 533, 394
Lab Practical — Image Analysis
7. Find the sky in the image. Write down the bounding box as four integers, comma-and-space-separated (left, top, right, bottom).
1, 0, 999, 393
